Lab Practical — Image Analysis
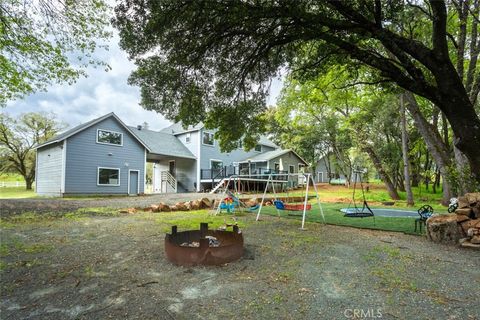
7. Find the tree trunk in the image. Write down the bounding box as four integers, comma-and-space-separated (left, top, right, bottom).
404, 93, 453, 205
400, 94, 414, 206
25, 177, 33, 190
453, 134, 474, 194
363, 145, 401, 200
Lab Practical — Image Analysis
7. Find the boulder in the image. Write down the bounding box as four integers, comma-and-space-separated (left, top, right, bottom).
169, 205, 178, 211
190, 200, 201, 210
471, 235, 480, 244
455, 208, 472, 216
200, 197, 212, 209
245, 198, 259, 207
465, 192, 480, 205
426, 214, 462, 244
158, 203, 171, 212
456, 214, 470, 223
150, 204, 160, 212
460, 219, 480, 234
184, 201, 192, 210
457, 196, 469, 209
175, 202, 188, 211
472, 203, 480, 219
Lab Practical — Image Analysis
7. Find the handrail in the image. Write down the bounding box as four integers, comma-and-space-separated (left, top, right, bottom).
160, 171, 177, 192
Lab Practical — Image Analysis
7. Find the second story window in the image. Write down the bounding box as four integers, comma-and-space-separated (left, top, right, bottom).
203, 132, 214, 146
97, 129, 122, 146
186, 132, 191, 143
254, 144, 262, 152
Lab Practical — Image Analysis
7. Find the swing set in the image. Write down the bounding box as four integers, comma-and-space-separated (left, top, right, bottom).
344, 169, 375, 221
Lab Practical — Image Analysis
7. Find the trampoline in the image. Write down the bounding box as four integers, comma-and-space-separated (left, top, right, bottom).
340, 208, 419, 218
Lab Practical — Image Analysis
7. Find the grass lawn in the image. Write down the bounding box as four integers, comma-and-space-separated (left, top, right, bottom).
0, 187, 36, 199
255, 201, 448, 235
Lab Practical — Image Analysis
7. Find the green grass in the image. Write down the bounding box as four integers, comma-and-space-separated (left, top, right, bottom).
0, 187, 36, 199
257, 202, 448, 235
0, 173, 24, 182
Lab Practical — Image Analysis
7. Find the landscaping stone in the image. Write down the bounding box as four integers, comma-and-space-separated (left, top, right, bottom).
456, 215, 470, 223
471, 235, 480, 244
455, 208, 472, 216
200, 197, 212, 209
158, 203, 170, 212
425, 214, 461, 244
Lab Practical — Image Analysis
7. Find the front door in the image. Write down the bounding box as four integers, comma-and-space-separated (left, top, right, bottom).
169, 160, 176, 177
129, 171, 139, 195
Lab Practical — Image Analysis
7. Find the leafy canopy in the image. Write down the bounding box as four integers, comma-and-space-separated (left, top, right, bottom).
0, 0, 112, 105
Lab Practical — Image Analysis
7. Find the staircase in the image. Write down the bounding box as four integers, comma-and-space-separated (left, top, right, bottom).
160, 171, 177, 193
209, 178, 227, 194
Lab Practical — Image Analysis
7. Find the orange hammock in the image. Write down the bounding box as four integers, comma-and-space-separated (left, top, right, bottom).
274, 200, 311, 211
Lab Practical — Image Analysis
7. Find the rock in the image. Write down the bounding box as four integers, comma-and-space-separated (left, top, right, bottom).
150, 204, 159, 212
200, 197, 212, 209
122, 208, 137, 214
457, 196, 469, 209
184, 201, 192, 210
143, 207, 153, 212
455, 208, 472, 216
460, 219, 480, 234
190, 200, 201, 210
426, 214, 462, 244
175, 202, 188, 211
460, 241, 480, 249
158, 203, 171, 212
471, 235, 480, 244
169, 205, 178, 211
456, 215, 470, 223
465, 192, 480, 205
245, 198, 259, 207
472, 203, 480, 219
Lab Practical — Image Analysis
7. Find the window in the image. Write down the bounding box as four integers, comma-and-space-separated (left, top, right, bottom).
289, 165, 295, 174
274, 163, 280, 171
298, 164, 306, 173
210, 160, 223, 169
97, 129, 122, 146
98, 168, 120, 186
186, 132, 191, 143
254, 144, 262, 152
203, 132, 214, 146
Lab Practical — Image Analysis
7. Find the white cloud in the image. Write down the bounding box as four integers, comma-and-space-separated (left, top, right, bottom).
4, 31, 283, 131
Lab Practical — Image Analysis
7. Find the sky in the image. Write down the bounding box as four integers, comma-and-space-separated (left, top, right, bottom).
4, 33, 284, 131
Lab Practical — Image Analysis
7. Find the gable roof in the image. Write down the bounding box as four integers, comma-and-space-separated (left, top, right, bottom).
35, 113, 151, 151
160, 121, 278, 148
128, 127, 196, 159
240, 149, 309, 165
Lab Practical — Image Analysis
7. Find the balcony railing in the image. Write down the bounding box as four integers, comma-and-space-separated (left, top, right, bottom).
200, 166, 289, 181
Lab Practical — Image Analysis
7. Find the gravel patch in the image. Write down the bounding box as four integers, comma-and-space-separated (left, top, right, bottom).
1, 211, 479, 319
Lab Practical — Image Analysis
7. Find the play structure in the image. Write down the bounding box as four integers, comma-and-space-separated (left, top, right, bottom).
344, 169, 375, 219
214, 173, 325, 230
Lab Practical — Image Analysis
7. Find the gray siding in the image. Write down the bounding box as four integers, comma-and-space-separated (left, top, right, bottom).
36, 142, 63, 196
268, 152, 306, 173
64, 117, 145, 194
199, 128, 276, 170
154, 157, 196, 192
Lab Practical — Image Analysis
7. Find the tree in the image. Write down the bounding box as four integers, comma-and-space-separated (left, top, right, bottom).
400, 94, 414, 206
0, 0, 112, 105
114, 0, 480, 185
0, 112, 66, 189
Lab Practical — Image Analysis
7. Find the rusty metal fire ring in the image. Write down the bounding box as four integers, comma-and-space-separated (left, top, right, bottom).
165, 223, 244, 266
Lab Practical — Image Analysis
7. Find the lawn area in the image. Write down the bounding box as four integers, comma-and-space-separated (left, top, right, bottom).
257, 202, 447, 235
0, 187, 36, 199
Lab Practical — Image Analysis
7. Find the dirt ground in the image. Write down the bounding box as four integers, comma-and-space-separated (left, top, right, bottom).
1, 208, 479, 320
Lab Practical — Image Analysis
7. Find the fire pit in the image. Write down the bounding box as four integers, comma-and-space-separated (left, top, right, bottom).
165, 223, 244, 266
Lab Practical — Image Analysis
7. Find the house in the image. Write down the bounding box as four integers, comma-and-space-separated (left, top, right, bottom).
314, 154, 349, 183
35, 113, 308, 196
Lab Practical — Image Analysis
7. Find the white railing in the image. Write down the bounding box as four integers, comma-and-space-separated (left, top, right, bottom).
160, 171, 177, 193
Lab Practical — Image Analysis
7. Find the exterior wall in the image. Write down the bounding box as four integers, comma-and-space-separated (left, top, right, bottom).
315, 156, 348, 182
199, 128, 276, 170
176, 131, 200, 190
153, 157, 196, 192
268, 152, 305, 173
36, 142, 63, 196
64, 117, 145, 194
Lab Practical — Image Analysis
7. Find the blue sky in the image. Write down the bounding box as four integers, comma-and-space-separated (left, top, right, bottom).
4, 33, 283, 131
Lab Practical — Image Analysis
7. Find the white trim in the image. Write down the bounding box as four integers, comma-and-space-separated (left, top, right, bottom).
35, 149, 38, 192
185, 132, 191, 144
210, 159, 223, 169
96, 128, 123, 146
196, 132, 201, 191
128, 169, 141, 195
298, 163, 306, 172
143, 149, 147, 193
201, 131, 215, 147
274, 162, 280, 171
97, 167, 121, 186
60, 140, 67, 193
317, 172, 324, 183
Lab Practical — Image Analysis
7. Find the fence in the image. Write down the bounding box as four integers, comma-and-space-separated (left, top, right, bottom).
0, 181, 27, 188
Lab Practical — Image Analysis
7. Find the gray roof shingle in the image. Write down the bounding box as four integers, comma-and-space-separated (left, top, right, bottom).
129, 127, 196, 159
240, 149, 308, 164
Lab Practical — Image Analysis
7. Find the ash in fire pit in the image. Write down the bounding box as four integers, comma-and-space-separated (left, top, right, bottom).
165, 222, 244, 266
